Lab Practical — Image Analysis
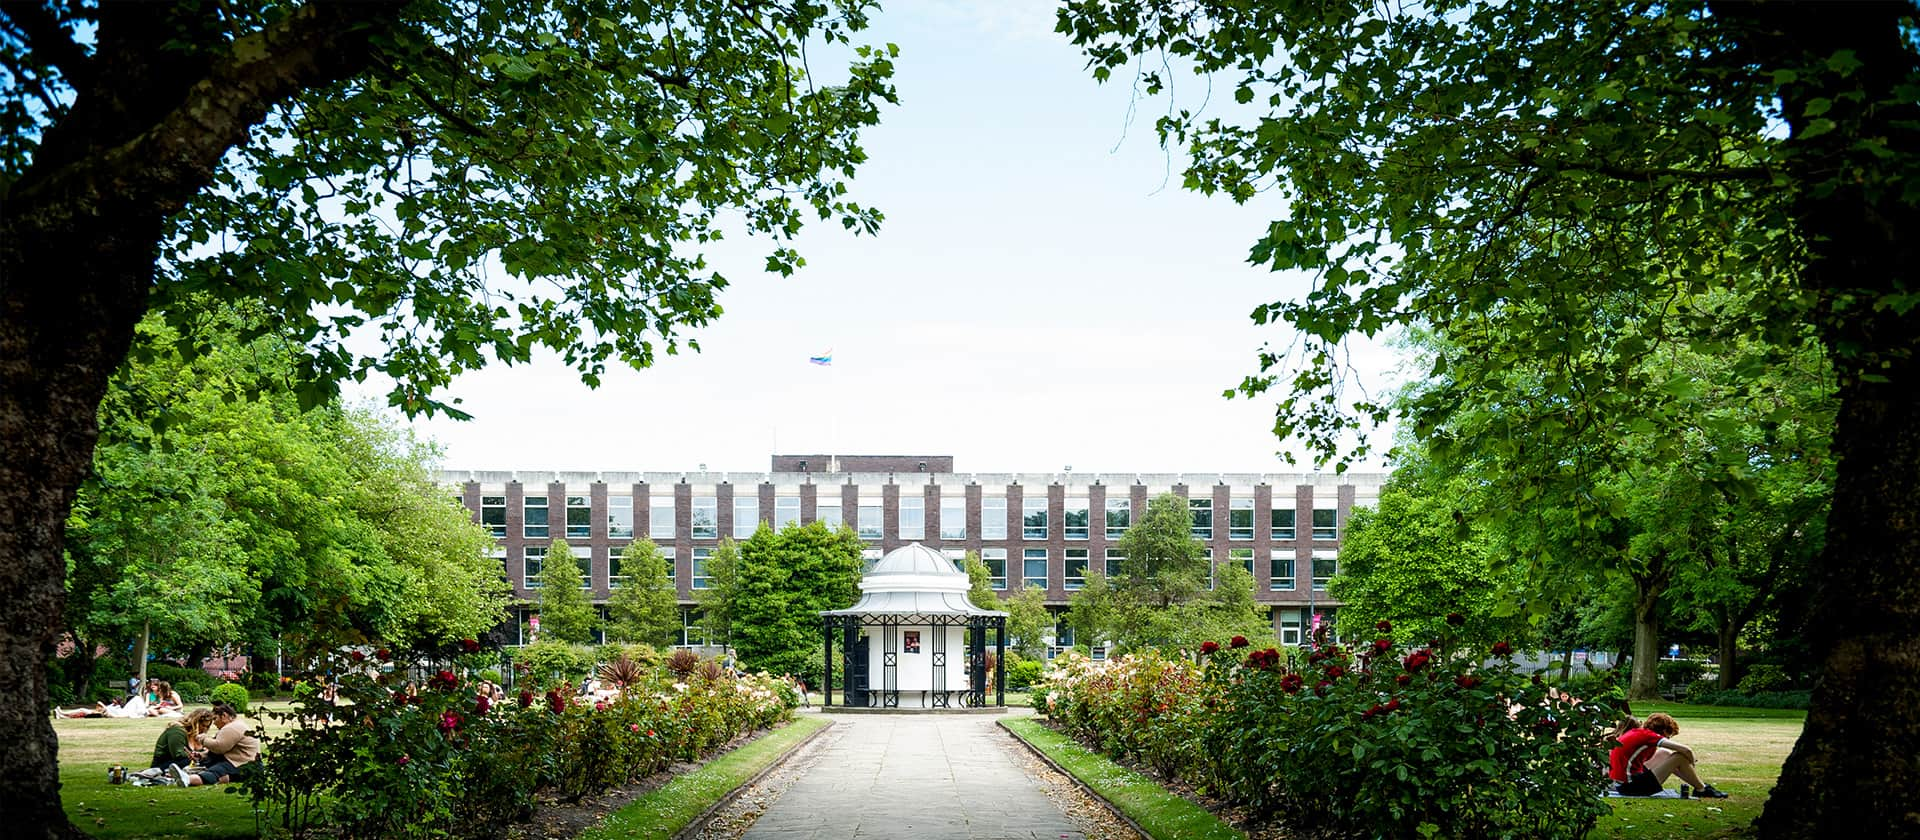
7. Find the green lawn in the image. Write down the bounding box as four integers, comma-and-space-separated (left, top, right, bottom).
1591, 703, 1807, 839
1001, 716, 1244, 840
56, 713, 262, 839
578, 714, 830, 840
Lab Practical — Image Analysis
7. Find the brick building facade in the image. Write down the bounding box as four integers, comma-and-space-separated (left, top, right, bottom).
449, 455, 1383, 648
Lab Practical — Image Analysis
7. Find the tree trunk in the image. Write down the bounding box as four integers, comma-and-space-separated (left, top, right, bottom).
1716, 620, 1740, 692
1560, 646, 1573, 683
134, 620, 150, 687
1743, 4, 1920, 836
1630, 583, 1662, 701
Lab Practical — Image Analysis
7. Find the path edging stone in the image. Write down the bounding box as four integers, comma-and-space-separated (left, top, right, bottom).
670, 717, 837, 840
998, 717, 1155, 840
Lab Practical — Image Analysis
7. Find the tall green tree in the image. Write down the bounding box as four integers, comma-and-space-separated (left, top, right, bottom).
961, 550, 998, 610
535, 541, 596, 645
1003, 585, 1053, 661
0, 0, 894, 828
1059, 2, 1911, 828
605, 540, 678, 648
693, 538, 742, 645
729, 522, 862, 685
1067, 492, 1264, 653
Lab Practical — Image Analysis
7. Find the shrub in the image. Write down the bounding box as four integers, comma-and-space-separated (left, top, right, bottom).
1041, 623, 1617, 839
1006, 658, 1044, 690
211, 682, 251, 714
511, 642, 596, 689
1686, 689, 1812, 709
146, 663, 215, 700
1737, 664, 1794, 694
1657, 659, 1707, 692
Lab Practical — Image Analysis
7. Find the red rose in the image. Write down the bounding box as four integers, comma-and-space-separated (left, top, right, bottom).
1455, 674, 1482, 690
475, 694, 492, 715
375, 648, 392, 662
460, 638, 481, 654
1375, 620, 1392, 632
1491, 641, 1514, 657
349, 650, 365, 663
396, 754, 410, 767
1201, 640, 1221, 655
438, 711, 461, 732
1404, 649, 1433, 672
428, 669, 459, 692
1363, 703, 1383, 719
1325, 665, 1347, 680
518, 690, 534, 709
1384, 698, 1401, 712
1446, 612, 1466, 626
646, 729, 656, 737
1372, 639, 1392, 654
593, 701, 607, 712
1280, 674, 1305, 694
393, 691, 408, 706
1395, 673, 1412, 686
547, 689, 567, 714
1229, 635, 1250, 649
1313, 680, 1332, 696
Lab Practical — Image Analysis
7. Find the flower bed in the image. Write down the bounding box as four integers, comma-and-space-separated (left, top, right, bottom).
1038, 622, 1619, 839
245, 642, 795, 839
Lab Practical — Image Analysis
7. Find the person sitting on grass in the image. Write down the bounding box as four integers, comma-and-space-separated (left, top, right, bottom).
147, 680, 184, 716
1608, 712, 1730, 798
171, 702, 258, 788
149, 709, 212, 773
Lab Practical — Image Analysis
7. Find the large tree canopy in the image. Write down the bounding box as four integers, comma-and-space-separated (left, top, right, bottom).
1059, 1, 1916, 833
0, 1, 894, 832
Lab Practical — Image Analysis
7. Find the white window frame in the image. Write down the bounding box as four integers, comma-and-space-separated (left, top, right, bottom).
775, 496, 800, 530
1064, 498, 1090, 540
1105, 498, 1130, 539
1103, 548, 1124, 578
692, 497, 718, 539
566, 495, 592, 539
733, 495, 760, 538
1272, 507, 1296, 541
523, 545, 547, 589
1064, 548, 1089, 590
481, 495, 507, 538
940, 497, 966, 540
523, 495, 549, 539
1023, 498, 1048, 540
1229, 498, 1255, 540
982, 497, 1008, 540
692, 547, 713, 590
608, 495, 634, 539
815, 499, 843, 529
899, 496, 925, 540
649, 495, 675, 539
857, 502, 883, 539
1189, 497, 1212, 540
1313, 550, 1337, 589
608, 545, 628, 589
1270, 552, 1296, 590
1313, 508, 1339, 540
1022, 548, 1048, 588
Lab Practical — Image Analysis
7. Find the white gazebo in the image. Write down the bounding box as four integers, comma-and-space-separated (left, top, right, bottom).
821, 543, 1008, 709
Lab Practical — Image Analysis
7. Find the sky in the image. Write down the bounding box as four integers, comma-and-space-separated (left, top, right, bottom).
349, 1, 1405, 476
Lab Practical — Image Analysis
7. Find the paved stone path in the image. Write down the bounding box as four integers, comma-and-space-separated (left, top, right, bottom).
733, 713, 1105, 840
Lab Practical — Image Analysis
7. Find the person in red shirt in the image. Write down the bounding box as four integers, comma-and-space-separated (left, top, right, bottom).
1608, 712, 1729, 798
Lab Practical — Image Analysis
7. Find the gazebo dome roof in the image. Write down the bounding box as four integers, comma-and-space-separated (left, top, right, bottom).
822, 542, 1006, 619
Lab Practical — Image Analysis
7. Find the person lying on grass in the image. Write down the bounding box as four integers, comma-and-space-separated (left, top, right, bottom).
1608, 712, 1729, 798
171, 702, 258, 787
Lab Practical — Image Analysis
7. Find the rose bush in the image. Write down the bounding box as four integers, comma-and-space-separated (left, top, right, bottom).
246, 644, 794, 839
1041, 623, 1618, 839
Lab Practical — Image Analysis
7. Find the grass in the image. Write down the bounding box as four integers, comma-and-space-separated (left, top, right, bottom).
1591, 702, 1806, 839
56, 712, 265, 839
578, 714, 830, 840
1001, 716, 1244, 840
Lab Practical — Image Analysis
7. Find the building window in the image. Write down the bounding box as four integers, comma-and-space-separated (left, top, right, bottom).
941, 548, 966, 572
857, 502, 883, 539
775, 496, 800, 530
816, 499, 842, 529
734, 495, 760, 538
1203, 548, 1215, 588
1105, 498, 1130, 539
1280, 608, 1304, 646
1270, 552, 1296, 590
1272, 508, 1296, 541
481, 495, 507, 538
681, 607, 706, 647
1229, 498, 1254, 540
1189, 497, 1212, 539
661, 547, 677, 584
1313, 551, 1337, 589
608, 546, 627, 589
565, 496, 591, 539
1230, 547, 1254, 575
899, 496, 925, 540
1023, 498, 1048, 539
650, 495, 675, 539
692, 547, 712, 589
981, 548, 1008, 590
608, 495, 634, 539
1023, 549, 1048, 588
524, 495, 549, 539
523, 546, 547, 589
1104, 548, 1124, 577
983, 497, 1008, 540
861, 548, 883, 562
1064, 548, 1089, 590
1064, 498, 1090, 540
1313, 508, 1338, 540
577, 549, 593, 590
940, 497, 966, 540
692, 497, 717, 539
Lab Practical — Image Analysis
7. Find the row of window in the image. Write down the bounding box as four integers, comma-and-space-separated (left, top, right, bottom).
513, 543, 1335, 595
480, 495, 1341, 543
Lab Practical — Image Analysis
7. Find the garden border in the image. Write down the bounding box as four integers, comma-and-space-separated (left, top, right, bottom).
669, 716, 837, 840
998, 717, 1155, 840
